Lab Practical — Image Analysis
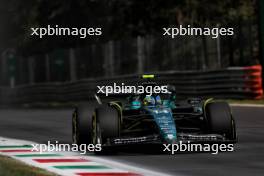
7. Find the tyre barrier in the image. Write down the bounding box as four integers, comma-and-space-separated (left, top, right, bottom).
0, 65, 263, 104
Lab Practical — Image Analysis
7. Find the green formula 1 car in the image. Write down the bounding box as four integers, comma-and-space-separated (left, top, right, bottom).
72, 82, 237, 152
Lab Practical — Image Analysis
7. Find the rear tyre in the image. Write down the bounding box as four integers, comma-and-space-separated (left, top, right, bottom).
72, 103, 94, 145
205, 102, 236, 140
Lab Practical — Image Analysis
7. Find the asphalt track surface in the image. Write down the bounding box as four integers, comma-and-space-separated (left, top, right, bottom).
0, 106, 264, 176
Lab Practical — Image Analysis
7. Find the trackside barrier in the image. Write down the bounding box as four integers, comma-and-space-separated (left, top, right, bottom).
0, 65, 263, 104
243, 65, 263, 99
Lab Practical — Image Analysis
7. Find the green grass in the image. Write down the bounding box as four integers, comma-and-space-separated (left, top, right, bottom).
0, 155, 56, 176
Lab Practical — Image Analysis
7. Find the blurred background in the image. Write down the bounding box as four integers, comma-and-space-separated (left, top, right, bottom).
0, 0, 263, 103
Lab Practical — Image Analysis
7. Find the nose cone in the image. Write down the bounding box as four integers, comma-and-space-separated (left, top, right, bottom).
148, 107, 177, 142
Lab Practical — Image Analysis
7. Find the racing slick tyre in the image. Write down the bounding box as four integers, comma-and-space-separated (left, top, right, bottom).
72, 103, 94, 146
205, 102, 236, 140
92, 105, 120, 153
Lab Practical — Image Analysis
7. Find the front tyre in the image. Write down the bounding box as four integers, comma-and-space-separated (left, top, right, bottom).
92, 105, 120, 153
205, 102, 236, 141
72, 103, 94, 145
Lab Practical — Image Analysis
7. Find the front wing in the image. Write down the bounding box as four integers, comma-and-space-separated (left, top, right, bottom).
105, 133, 237, 146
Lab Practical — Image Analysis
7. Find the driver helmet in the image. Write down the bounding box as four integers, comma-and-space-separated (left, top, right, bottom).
143, 95, 156, 106
143, 95, 162, 106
